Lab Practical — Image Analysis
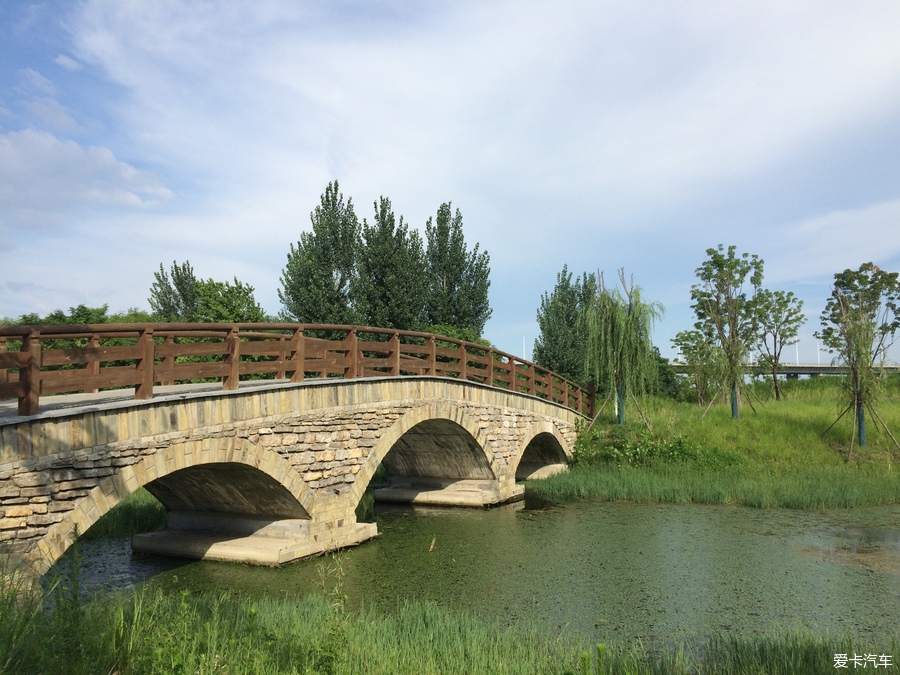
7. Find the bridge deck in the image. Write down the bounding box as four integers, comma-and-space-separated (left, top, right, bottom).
0, 379, 330, 424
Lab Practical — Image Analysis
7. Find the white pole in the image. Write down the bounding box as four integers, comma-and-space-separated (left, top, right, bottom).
795, 341, 799, 365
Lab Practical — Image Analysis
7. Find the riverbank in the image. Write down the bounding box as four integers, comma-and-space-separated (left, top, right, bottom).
2, 563, 894, 674
529, 378, 900, 509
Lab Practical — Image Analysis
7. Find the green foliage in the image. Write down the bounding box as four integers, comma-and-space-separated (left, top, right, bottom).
690, 244, 764, 418
816, 262, 900, 449
195, 277, 266, 323
423, 202, 492, 336
352, 197, 427, 330
533, 265, 596, 384
672, 329, 726, 405
755, 288, 806, 401
149, 260, 201, 321
279, 180, 362, 324
573, 424, 738, 469
80, 488, 165, 540
150, 260, 266, 324
425, 323, 492, 347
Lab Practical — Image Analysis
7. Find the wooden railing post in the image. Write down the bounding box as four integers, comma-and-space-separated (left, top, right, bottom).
276, 337, 287, 380
160, 335, 175, 386
0, 338, 7, 387
427, 336, 436, 375
486, 349, 495, 386
18, 331, 41, 416
86, 334, 101, 393
135, 329, 155, 400
223, 327, 240, 390
345, 329, 358, 379
389, 332, 400, 376
290, 328, 305, 382
508, 357, 516, 391
527, 362, 535, 396
458, 342, 467, 380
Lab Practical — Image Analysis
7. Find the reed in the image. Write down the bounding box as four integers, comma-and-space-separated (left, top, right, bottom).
81, 488, 166, 540
531, 377, 900, 509
1, 567, 894, 674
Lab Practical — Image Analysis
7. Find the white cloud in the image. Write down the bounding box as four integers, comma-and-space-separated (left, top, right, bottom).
0, 129, 172, 228
3, 0, 900, 358
54, 54, 82, 71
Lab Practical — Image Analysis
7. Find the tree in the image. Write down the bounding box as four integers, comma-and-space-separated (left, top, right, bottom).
815, 262, 900, 453
672, 329, 725, 406
352, 197, 427, 330
196, 278, 266, 323
279, 181, 361, 324
690, 245, 764, 419
150, 260, 266, 323
149, 260, 200, 322
424, 203, 491, 336
533, 265, 596, 384
754, 289, 806, 401
582, 270, 662, 425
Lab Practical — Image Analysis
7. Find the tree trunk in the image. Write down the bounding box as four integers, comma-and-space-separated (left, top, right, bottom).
857, 400, 866, 447
730, 382, 739, 420
616, 384, 625, 425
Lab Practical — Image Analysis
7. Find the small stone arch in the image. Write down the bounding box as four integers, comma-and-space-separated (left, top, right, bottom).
513, 420, 572, 481
27, 440, 316, 577
348, 402, 499, 506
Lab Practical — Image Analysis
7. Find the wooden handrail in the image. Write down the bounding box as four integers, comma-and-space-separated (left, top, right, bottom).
0, 323, 594, 417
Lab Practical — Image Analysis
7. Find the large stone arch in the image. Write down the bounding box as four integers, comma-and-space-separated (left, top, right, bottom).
27, 440, 316, 577
513, 420, 573, 481
348, 402, 500, 507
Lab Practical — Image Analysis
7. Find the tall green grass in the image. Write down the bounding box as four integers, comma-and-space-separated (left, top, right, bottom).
82, 488, 166, 540
530, 378, 900, 508
1, 559, 895, 674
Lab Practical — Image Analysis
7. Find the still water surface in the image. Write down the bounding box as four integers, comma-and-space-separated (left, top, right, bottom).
56, 499, 900, 646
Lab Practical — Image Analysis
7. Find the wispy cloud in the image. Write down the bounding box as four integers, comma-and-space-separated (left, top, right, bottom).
2, 0, 899, 361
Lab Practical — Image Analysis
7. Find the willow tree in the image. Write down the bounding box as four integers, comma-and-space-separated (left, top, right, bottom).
816, 263, 900, 455
581, 270, 663, 425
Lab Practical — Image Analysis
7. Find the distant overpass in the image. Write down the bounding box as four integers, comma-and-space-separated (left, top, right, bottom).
670, 363, 900, 377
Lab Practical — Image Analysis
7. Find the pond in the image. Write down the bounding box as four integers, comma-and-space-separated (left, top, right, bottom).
51, 498, 900, 648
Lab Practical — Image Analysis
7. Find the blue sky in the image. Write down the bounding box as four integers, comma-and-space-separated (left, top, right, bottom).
2, 1, 900, 363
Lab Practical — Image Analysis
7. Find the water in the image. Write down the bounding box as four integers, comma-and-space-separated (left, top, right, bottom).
51, 499, 900, 646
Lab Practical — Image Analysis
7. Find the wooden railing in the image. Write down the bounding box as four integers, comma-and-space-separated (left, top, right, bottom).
0, 323, 594, 418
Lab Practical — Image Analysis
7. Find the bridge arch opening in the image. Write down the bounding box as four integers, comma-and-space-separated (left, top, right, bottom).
144, 461, 311, 520
514, 428, 570, 481
351, 404, 511, 508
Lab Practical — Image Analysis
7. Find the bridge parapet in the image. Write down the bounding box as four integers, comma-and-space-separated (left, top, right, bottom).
0, 323, 593, 418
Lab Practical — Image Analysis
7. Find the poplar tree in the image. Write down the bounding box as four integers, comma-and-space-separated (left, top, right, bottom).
533, 265, 596, 384
816, 262, 900, 454
149, 260, 201, 321
352, 197, 427, 330
279, 181, 361, 324
423, 203, 492, 336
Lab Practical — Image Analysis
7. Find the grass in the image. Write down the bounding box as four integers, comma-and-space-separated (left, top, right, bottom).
81, 488, 166, 540
529, 377, 900, 509
1, 554, 895, 674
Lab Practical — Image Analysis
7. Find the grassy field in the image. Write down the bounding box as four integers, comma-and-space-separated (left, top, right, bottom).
529, 377, 900, 508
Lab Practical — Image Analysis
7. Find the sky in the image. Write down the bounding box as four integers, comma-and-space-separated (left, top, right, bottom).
2, 1, 900, 364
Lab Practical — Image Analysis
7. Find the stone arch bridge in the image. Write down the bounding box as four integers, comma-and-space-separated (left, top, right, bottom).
0, 323, 590, 581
